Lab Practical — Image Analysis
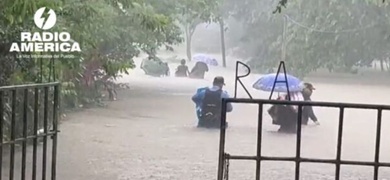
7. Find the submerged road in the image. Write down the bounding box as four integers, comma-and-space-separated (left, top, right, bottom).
55, 81, 390, 180
2, 59, 390, 180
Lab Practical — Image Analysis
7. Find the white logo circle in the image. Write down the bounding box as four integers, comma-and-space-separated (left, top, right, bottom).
34, 7, 57, 30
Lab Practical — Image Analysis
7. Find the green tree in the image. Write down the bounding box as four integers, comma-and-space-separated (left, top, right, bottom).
0, 0, 186, 141
0, 0, 184, 104
273, 0, 387, 13
226, 0, 390, 77
176, 0, 221, 61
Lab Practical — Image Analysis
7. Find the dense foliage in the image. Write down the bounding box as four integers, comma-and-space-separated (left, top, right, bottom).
224, 0, 390, 77
175, 0, 222, 61
0, 0, 185, 107
0, 0, 187, 140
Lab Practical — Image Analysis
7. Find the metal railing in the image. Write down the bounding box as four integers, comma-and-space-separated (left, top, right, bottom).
0, 82, 60, 180
217, 98, 390, 180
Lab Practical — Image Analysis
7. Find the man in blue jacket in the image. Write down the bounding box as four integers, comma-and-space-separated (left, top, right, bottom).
192, 76, 233, 128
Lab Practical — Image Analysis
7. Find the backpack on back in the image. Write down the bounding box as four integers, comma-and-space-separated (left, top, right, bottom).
200, 88, 222, 121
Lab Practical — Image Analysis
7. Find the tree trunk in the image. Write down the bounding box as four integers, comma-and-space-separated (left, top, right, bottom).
185, 24, 192, 61
380, 59, 385, 72
185, 23, 198, 61
219, 20, 227, 68
186, 33, 192, 61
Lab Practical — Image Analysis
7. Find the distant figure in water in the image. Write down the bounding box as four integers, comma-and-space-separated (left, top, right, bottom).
189, 61, 209, 79
301, 82, 320, 125
192, 76, 233, 128
175, 59, 190, 77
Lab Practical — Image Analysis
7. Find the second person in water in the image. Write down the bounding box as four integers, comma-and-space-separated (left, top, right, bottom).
175, 60, 209, 79
189, 61, 209, 79
175, 59, 190, 77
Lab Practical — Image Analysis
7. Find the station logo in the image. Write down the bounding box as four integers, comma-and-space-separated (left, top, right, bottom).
9, 7, 81, 59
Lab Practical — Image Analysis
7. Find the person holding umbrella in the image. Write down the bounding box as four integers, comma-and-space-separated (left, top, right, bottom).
267, 94, 299, 133
189, 54, 218, 79
253, 73, 303, 133
189, 61, 209, 79
301, 82, 320, 125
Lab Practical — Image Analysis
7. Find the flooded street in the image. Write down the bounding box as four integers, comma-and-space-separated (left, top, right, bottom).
52, 58, 390, 180
3, 58, 389, 180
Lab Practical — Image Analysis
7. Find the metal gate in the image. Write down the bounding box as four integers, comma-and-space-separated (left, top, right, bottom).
0, 82, 60, 180
218, 61, 390, 180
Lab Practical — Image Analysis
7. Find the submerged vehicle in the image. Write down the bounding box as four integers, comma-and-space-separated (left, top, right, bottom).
140, 56, 170, 77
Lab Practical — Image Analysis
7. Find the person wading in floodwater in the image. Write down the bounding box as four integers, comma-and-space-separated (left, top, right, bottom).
191, 76, 233, 128
301, 82, 320, 125
175, 59, 190, 77
189, 61, 209, 79
268, 94, 299, 133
